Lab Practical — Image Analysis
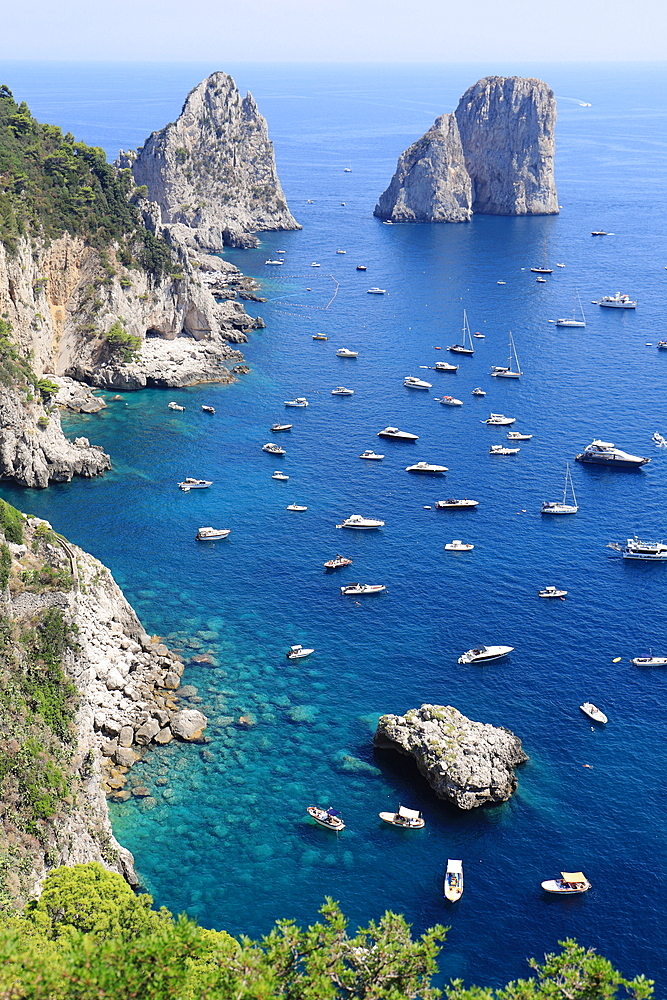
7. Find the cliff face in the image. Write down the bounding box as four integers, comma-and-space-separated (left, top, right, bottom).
120, 72, 301, 250
374, 76, 558, 223
374, 114, 472, 223
455, 76, 558, 216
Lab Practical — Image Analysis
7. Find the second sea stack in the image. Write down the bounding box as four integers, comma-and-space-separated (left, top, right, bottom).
374, 76, 558, 223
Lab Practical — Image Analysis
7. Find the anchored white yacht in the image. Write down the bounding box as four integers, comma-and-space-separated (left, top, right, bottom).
458, 645, 513, 665
284, 397, 309, 407
435, 498, 478, 509
262, 442, 286, 455
178, 478, 212, 491
340, 583, 386, 595
336, 515, 385, 530
406, 462, 448, 475
196, 527, 230, 541
580, 702, 607, 723
360, 450, 384, 460
331, 387, 354, 395
575, 440, 649, 467
404, 376, 432, 389
483, 413, 516, 426
445, 539, 474, 551
434, 360, 459, 372
598, 292, 636, 308
538, 586, 567, 598
377, 427, 419, 441
336, 348, 358, 358
616, 537, 667, 561
507, 431, 532, 441
437, 395, 463, 406
490, 444, 520, 455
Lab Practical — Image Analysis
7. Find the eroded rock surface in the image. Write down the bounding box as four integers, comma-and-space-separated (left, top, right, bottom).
374, 703, 528, 809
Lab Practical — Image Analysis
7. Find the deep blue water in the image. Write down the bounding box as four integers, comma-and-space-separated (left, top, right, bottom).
2, 61, 667, 990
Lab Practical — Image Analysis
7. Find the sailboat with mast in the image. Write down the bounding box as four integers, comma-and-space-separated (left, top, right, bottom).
447, 310, 475, 355
541, 463, 578, 515
556, 288, 587, 328
530, 238, 553, 274
491, 332, 522, 378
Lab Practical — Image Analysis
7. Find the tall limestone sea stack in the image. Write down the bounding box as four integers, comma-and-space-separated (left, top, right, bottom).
374, 76, 558, 223
119, 72, 301, 249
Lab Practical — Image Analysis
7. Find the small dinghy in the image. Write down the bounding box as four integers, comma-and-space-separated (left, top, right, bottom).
286, 644, 314, 660
196, 527, 230, 541
379, 805, 424, 829
538, 586, 567, 599
541, 872, 591, 894
340, 583, 386, 595
307, 806, 345, 831
444, 860, 464, 902
324, 555, 352, 570
312, 333, 328, 341
580, 702, 608, 723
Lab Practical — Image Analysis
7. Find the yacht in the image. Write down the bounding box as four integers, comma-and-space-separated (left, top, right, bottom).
458, 645, 514, 665
531, 266, 552, 275
360, 450, 384, 460
491, 331, 522, 378
445, 539, 474, 551
264, 259, 284, 265
336, 249, 346, 254
196, 527, 231, 541
340, 583, 386, 595
447, 309, 475, 355
507, 431, 532, 441
336, 515, 385, 530
356, 265, 367, 271
435, 498, 478, 509
284, 397, 309, 407
580, 702, 608, 723
591, 230, 609, 236
434, 360, 459, 372
367, 287, 386, 294
202, 405, 216, 414
377, 427, 419, 441
444, 860, 464, 902
406, 462, 448, 475
286, 645, 314, 659
616, 537, 667, 561
598, 292, 636, 308
490, 444, 520, 455
307, 806, 345, 831
657, 342, 667, 350
536, 277, 547, 283
323, 555, 353, 569
379, 806, 424, 829
168, 401, 185, 411
471, 387, 486, 396
312, 333, 328, 341
311, 262, 320, 267
437, 395, 463, 406
541, 873, 591, 894
178, 478, 212, 491
483, 413, 516, 425
541, 463, 578, 514
270, 423, 292, 432
631, 654, 667, 667
575, 440, 649, 467
538, 586, 567, 598
404, 376, 432, 389
474, 332, 485, 338
286, 504, 307, 511
272, 471, 290, 481
653, 431, 667, 446
262, 443, 286, 455
556, 289, 586, 327
331, 386, 355, 395
336, 348, 358, 358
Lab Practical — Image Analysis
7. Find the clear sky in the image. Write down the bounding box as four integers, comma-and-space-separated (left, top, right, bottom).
4, 0, 667, 62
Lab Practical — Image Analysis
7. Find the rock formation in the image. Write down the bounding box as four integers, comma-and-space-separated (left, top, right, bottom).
119, 72, 301, 250
374, 703, 528, 809
375, 76, 558, 223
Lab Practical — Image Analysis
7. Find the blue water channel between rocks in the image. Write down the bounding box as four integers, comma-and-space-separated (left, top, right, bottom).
2, 61, 667, 989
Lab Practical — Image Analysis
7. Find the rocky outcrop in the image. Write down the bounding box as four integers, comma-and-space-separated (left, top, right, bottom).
455, 76, 558, 216
119, 72, 300, 250
374, 704, 528, 809
375, 76, 558, 223
374, 114, 472, 223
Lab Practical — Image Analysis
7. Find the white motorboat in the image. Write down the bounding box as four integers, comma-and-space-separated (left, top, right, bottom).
556, 288, 587, 327
490, 444, 520, 455
286, 504, 307, 511
591, 230, 608, 235
536, 277, 547, 283
406, 462, 448, 475
444, 860, 463, 902
598, 292, 636, 308
491, 331, 522, 378
202, 405, 216, 414
284, 397, 309, 407
272, 471, 290, 480
360, 450, 384, 460
340, 583, 386, 595
377, 426, 418, 441
541, 872, 591, 894
657, 342, 667, 351
311, 262, 320, 267
437, 395, 463, 406
447, 309, 475, 355
379, 806, 424, 829
616, 537, 667, 561
178, 478, 212, 491
323, 554, 353, 570
336, 348, 358, 358
435, 498, 478, 509
367, 287, 386, 294
434, 361, 459, 372
404, 376, 432, 389
312, 333, 328, 341
580, 702, 608, 723
458, 645, 513, 665
307, 806, 345, 830
631, 654, 667, 667
356, 265, 367, 271
538, 586, 567, 598
270, 423, 292, 432
474, 332, 485, 338
196, 527, 231, 541
542, 463, 578, 514
336, 249, 346, 253
445, 539, 474, 551
471, 387, 486, 396
507, 431, 532, 441
286, 644, 314, 659
336, 515, 385, 530
262, 442, 286, 455
264, 259, 284, 265
575, 440, 649, 467
483, 413, 516, 426
168, 401, 185, 411
653, 431, 667, 447
331, 386, 355, 395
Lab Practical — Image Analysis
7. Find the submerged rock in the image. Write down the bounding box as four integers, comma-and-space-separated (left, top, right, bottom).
374, 703, 528, 809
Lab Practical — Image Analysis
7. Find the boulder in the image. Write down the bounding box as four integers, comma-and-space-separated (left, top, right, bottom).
106, 668, 126, 691
374, 704, 528, 810
114, 746, 139, 768
163, 670, 181, 690
170, 709, 208, 741
153, 727, 173, 745
118, 725, 134, 748
134, 718, 161, 745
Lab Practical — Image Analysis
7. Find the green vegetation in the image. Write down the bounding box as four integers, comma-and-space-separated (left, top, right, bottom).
0, 497, 24, 543
0, 863, 653, 1000
0, 84, 174, 280
0, 318, 35, 390
105, 319, 142, 362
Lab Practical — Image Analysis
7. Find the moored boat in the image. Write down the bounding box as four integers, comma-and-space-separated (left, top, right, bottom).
444, 860, 463, 901
312, 333, 328, 340
490, 444, 520, 455
404, 376, 432, 389
336, 348, 358, 358
307, 805, 345, 830
367, 287, 386, 294
284, 397, 309, 407
445, 539, 474, 551
538, 586, 567, 598
483, 413, 516, 425
541, 872, 591, 894
616, 537, 667, 560
324, 554, 353, 570
178, 478, 212, 491
202, 405, 216, 414
336, 515, 385, 530
471, 387, 486, 396
340, 583, 386, 595
507, 431, 532, 441
580, 702, 607, 723
435, 498, 479, 509
447, 309, 475, 355
377, 426, 418, 441
379, 806, 424, 829
575, 440, 649, 467
406, 462, 448, 475
272, 471, 289, 480
262, 442, 286, 455
286, 645, 314, 660
286, 504, 307, 511
434, 361, 459, 372
331, 386, 355, 395
542, 463, 578, 514
270, 423, 293, 432
360, 450, 384, 460
196, 527, 231, 540
491, 331, 522, 378
437, 395, 463, 406
458, 645, 513, 665
168, 401, 185, 411
598, 292, 636, 308
631, 654, 667, 667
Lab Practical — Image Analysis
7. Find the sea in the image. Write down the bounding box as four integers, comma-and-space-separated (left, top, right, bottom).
1, 60, 667, 990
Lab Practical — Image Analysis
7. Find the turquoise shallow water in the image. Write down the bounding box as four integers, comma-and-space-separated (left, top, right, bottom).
2, 61, 667, 988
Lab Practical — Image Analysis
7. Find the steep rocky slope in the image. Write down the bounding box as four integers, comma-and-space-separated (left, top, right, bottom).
119, 72, 301, 249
